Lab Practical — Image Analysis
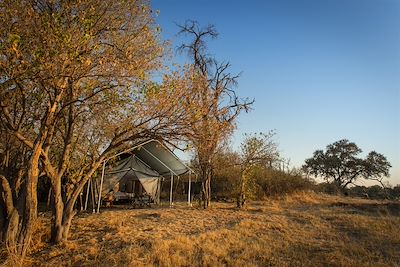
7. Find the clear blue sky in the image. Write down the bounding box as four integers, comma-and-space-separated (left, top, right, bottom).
151, 0, 400, 185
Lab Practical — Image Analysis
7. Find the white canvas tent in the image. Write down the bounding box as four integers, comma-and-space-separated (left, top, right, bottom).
92, 139, 195, 212
99, 154, 162, 203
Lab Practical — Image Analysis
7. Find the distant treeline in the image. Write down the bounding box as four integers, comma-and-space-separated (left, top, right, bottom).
317, 183, 400, 200
164, 168, 399, 202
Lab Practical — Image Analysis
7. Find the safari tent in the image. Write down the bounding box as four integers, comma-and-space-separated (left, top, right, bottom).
99, 154, 162, 204
87, 139, 195, 212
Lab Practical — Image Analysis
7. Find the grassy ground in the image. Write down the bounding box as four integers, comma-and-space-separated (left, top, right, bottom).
3, 192, 400, 266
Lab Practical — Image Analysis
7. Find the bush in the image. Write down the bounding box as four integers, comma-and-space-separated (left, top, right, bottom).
257, 169, 315, 198
212, 165, 315, 200
315, 183, 400, 200
315, 182, 343, 195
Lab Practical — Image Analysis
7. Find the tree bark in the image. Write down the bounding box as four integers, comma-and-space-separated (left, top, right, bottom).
61, 202, 76, 240
49, 161, 102, 243
50, 177, 64, 244
0, 176, 14, 231
50, 198, 76, 244
1, 175, 18, 250
16, 147, 40, 257
4, 208, 20, 254
201, 164, 212, 209
49, 171, 79, 244
237, 168, 249, 209
1, 146, 40, 258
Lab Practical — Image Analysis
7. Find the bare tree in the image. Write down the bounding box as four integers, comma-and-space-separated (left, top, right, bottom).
177, 21, 254, 208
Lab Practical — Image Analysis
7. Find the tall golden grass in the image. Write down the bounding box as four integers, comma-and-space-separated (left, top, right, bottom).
2, 192, 399, 266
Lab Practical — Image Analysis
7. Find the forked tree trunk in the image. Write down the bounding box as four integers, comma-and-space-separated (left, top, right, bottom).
1, 147, 40, 258
50, 180, 79, 244
50, 179, 77, 244
50, 165, 101, 243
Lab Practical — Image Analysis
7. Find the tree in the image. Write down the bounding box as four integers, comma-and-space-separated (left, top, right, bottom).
212, 148, 241, 199
363, 151, 391, 189
302, 139, 391, 190
0, 0, 189, 255
177, 21, 253, 208
237, 131, 279, 208
392, 185, 400, 199
0, 128, 30, 244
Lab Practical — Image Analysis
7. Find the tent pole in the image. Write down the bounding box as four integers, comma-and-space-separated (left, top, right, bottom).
188, 171, 192, 206
91, 177, 96, 213
169, 172, 174, 207
176, 175, 180, 192
157, 178, 161, 205
79, 192, 83, 211
84, 179, 90, 211
46, 187, 52, 211
97, 161, 106, 213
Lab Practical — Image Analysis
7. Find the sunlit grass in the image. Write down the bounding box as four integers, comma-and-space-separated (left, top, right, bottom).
3, 192, 399, 266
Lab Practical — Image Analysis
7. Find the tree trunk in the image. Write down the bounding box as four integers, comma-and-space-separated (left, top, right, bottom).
0, 175, 13, 241
0, 204, 4, 241
201, 164, 212, 209
50, 194, 77, 244
1, 175, 21, 254
50, 176, 77, 244
50, 171, 97, 243
3, 208, 20, 253
16, 148, 40, 257
237, 170, 247, 209
61, 203, 76, 241
2, 147, 40, 258
50, 178, 64, 244
237, 181, 246, 209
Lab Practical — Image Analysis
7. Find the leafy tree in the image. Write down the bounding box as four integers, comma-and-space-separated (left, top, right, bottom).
363, 151, 392, 190
211, 148, 241, 199
303, 139, 391, 190
211, 137, 313, 201
177, 21, 253, 208
237, 131, 279, 208
392, 185, 400, 199
0, 0, 188, 255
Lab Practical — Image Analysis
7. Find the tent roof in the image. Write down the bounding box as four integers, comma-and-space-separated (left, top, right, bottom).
106, 155, 160, 178
132, 140, 190, 176
108, 139, 192, 177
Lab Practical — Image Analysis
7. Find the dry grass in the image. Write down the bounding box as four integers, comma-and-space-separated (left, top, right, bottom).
3, 192, 400, 266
